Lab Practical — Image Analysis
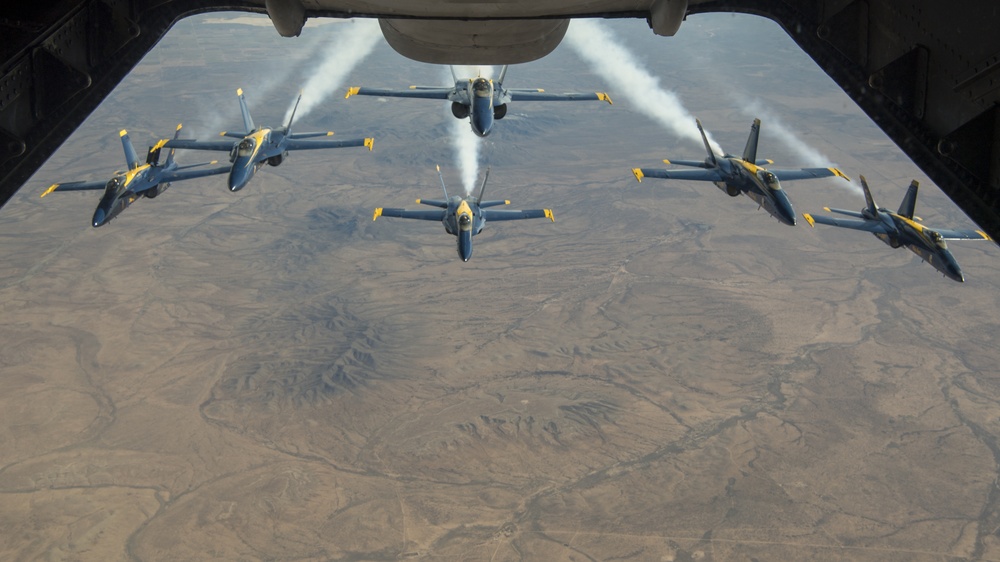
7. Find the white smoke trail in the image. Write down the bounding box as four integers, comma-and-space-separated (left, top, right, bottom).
742, 98, 862, 195
564, 19, 723, 155
283, 19, 383, 124
444, 66, 492, 195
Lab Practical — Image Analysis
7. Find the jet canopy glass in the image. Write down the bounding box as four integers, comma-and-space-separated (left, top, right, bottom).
929, 230, 947, 249
237, 138, 255, 157
472, 79, 491, 98
757, 170, 780, 189
106, 176, 126, 196
458, 213, 473, 230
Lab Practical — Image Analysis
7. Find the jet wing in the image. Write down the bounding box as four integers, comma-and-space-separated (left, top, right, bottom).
933, 228, 992, 241
507, 90, 613, 104
770, 167, 851, 182
284, 137, 373, 151
824, 207, 865, 218
158, 164, 231, 184
803, 213, 890, 233
40, 180, 107, 196
164, 139, 236, 151
374, 208, 446, 221
481, 209, 554, 221
632, 168, 724, 182
345, 86, 453, 100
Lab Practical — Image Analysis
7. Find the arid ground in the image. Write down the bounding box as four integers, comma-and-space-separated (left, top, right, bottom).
1, 13, 998, 562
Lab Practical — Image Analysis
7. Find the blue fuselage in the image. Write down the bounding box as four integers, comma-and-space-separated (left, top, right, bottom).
716, 158, 797, 226
882, 216, 965, 281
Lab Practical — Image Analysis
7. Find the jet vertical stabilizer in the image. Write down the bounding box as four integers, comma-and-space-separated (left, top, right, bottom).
695, 119, 718, 167
120, 130, 141, 170
496, 65, 509, 87
436, 164, 449, 198
285, 91, 303, 132
897, 179, 920, 219
476, 167, 491, 201
163, 123, 183, 168
859, 175, 880, 218
237, 88, 255, 132
743, 118, 761, 163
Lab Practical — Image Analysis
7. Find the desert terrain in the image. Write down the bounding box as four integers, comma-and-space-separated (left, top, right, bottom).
0, 13, 999, 561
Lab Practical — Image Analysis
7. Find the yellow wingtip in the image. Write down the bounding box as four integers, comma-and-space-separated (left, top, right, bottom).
803, 213, 816, 227
831, 167, 851, 181
176, 123, 183, 131
345, 87, 360, 99
219, 131, 227, 137
662, 159, 671, 165
373, 208, 383, 221
236, 88, 243, 96
504, 200, 510, 205
40, 184, 59, 198
545, 209, 555, 222
365, 138, 374, 151
823, 207, 832, 212
597, 92, 613, 105
119, 129, 128, 137
435, 164, 441, 172
326, 131, 334, 136
632, 168, 644, 183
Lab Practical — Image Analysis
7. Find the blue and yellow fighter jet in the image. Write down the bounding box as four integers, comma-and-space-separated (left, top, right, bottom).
372, 166, 555, 261
165, 88, 374, 192
803, 176, 992, 282
631, 118, 850, 225
345, 65, 612, 137
40, 125, 228, 227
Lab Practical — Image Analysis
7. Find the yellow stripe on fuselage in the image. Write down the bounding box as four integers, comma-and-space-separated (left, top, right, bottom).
456, 200, 473, 218
122, 164, 150, 188
248, 129, 269, 161
736, 160, 763, 176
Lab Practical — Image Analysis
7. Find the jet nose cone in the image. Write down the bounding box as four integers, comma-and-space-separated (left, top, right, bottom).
775, 191, 797, 226
458, 230, 473, 261
948, 264, 965, 282
228, 174, 246, 192
91, 208, 106, 227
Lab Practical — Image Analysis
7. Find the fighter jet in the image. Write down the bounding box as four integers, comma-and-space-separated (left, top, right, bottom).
372, 165, 555, 261
345, 65, 612, 137
631, 118, 850, 225
40, 125, 229, 227
803, 176, 992, 282
165, 88, 374, 192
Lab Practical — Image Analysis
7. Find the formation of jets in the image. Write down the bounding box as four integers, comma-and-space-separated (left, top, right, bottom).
39, 65, 993, 278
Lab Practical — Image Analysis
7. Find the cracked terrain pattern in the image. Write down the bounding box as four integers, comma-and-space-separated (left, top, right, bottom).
1, 13, 1000, 562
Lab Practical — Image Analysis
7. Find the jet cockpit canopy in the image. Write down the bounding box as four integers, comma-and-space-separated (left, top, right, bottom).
758, 170, 780, 189
106, 176, 126, 196
237, 138, 255, 157
929, 229, 947, 249
472, 78, 491, 98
